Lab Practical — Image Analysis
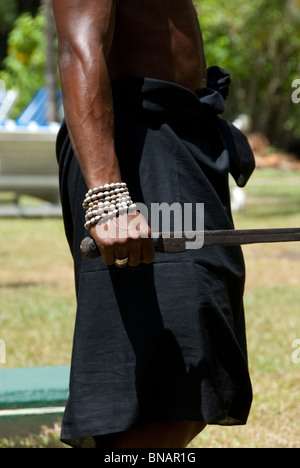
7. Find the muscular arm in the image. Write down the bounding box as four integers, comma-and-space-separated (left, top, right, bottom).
52, 0, 120, 188
52, 0, 154, 266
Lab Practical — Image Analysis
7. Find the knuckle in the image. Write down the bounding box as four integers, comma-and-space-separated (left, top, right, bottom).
129, 260, 141, 267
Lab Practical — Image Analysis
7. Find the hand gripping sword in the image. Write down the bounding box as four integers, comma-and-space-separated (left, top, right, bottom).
80, 227, 300, 259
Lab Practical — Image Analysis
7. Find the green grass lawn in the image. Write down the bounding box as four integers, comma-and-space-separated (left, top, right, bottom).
0, 167, 300, 447
0, 218, 76, 369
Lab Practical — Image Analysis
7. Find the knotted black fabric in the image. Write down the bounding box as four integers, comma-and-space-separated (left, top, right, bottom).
57, 67, 254, 448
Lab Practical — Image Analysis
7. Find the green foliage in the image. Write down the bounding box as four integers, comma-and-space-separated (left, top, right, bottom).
1, 1, 300, 146
0, 2, 18, 30
0, 8, 46, 118
0, 0, 41, 67
199, 0, 300, 146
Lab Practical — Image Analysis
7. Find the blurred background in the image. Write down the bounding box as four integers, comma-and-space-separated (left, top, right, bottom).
0, 0, 300, 211
0, 0, 299, 448
0, 0, 59, 122
0, 0, 61, 213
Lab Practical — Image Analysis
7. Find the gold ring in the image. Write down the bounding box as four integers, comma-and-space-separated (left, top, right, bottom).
114, 257, 129, 268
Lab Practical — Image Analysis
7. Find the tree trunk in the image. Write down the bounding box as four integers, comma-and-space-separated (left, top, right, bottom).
43, 0, 58, 123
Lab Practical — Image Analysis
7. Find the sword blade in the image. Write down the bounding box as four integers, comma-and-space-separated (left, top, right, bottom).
80, 228, 300, 258
203, 227, 300, 247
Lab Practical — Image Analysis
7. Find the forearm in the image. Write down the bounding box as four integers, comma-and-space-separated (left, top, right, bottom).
58, 42, 121, 189
52, 0, 154, 266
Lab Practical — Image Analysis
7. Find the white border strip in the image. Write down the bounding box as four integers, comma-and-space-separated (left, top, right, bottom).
0, 407, 65, 417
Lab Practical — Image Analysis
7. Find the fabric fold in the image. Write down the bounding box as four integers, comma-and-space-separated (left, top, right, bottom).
57, 69, 253, 448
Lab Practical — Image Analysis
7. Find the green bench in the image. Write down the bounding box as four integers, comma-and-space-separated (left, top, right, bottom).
0, 366, 69, 438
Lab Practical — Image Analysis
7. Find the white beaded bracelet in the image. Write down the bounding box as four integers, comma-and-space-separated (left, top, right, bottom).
82, 182, 129, 208
83, 182, 137, 230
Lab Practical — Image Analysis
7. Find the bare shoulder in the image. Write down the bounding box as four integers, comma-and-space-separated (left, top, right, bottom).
52, 0, 117, 49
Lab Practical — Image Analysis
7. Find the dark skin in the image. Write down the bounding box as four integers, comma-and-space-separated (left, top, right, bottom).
52, 0, 207, 448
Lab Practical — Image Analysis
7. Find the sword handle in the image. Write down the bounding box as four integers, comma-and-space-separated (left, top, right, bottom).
80, 237, 100, 258
80, 236, 163, 259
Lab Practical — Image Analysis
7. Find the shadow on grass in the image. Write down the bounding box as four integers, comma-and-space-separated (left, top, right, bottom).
0, 282, 55, 289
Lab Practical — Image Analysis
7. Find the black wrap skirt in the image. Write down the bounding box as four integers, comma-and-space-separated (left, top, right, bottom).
56, 67, 255, 448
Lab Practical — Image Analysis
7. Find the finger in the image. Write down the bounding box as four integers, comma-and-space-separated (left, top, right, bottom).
127, 242, 142, 267
90, 226, 116, 266
141, 238, 155, 264
100, 247, 115, 266
113, 240, 129, 263
114, 236, 141, 267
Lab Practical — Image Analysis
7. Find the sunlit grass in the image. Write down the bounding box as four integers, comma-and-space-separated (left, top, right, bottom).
0, 218, 76, 368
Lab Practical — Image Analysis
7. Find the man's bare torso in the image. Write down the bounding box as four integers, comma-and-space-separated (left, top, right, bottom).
107, 0, 207, 94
